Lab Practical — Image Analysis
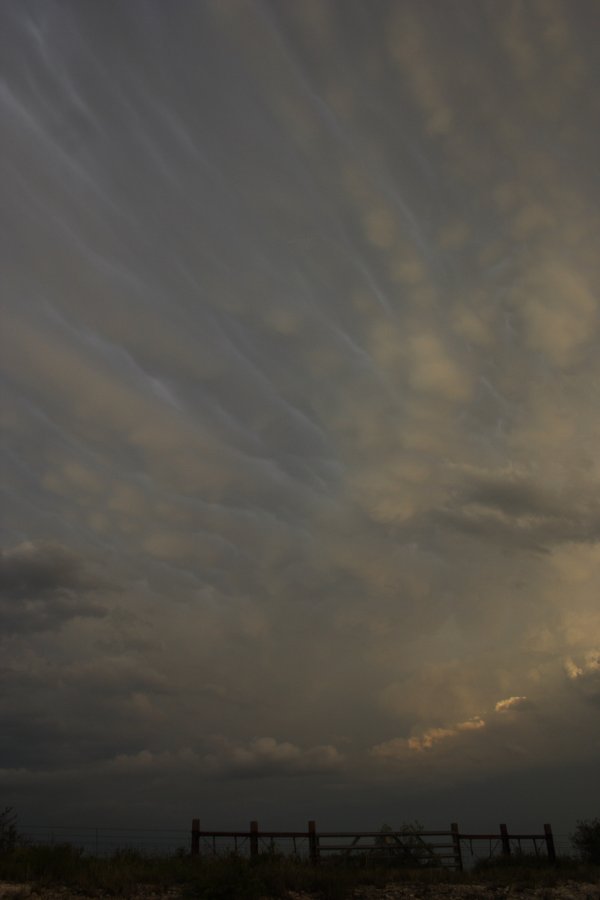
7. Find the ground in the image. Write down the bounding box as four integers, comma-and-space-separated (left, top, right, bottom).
1, 881, 599, 899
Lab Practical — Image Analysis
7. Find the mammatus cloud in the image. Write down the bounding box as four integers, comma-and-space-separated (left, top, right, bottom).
1, 0, 600, 830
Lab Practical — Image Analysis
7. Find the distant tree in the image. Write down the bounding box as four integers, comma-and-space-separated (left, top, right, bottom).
571, 818, 600, 863
374, 821, 438, 867
374, 823, 395, 859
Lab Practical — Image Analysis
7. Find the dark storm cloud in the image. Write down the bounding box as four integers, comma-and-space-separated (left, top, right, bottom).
0, 542, 106, 597
464, 477, 564, 521
435, 471, 600, 552
99, 738, 345, 781
0, 542, 109, 633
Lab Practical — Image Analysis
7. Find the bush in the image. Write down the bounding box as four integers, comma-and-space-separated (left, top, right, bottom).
571, 818, 600, 864
372, 821, 440, 867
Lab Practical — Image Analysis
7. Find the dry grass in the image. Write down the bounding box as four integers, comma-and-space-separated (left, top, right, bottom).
0, 846, 598, 900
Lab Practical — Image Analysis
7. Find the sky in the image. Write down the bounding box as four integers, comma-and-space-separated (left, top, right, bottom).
1, 0, 600, 842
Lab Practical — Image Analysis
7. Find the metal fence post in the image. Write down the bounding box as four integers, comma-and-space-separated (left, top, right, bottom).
500, 823, 511, 857
544, 824, 556, 863
308, 820, 318, 865
191, 819, 200, 857
450, 823, 463, 871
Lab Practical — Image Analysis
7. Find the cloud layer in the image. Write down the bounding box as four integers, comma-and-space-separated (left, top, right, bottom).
1, 0, 600, 830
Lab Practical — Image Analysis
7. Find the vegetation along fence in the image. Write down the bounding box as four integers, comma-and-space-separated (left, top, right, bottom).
190, 820, 558, 870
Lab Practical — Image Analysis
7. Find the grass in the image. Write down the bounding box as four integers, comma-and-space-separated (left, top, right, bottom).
0, 846, 598, 899
472, 852, 600, 887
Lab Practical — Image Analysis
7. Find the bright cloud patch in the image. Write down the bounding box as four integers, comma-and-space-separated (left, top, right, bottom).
372, 717, 486, 757
494, 696, 529, 713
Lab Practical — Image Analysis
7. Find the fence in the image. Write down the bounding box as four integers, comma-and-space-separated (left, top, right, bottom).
14, 821, 572, 867
190, 820, 559, 870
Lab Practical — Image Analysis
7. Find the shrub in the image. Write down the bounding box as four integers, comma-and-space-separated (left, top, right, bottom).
571, 818, 600, 864
372, 821, 440, 867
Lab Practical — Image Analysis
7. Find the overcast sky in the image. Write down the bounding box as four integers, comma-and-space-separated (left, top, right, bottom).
1, 0, 600, 841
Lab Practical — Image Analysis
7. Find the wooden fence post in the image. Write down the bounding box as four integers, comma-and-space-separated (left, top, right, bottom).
191, 819, 200, 857
250, 821, 259, 859
450, 823, 463, 871
544, 824, 556, 863
308, 820, 318, 865
500, 823, 511, 857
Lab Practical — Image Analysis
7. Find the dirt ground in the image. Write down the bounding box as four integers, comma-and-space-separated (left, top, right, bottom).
0, 887, 180, 900
1, 882, 599, 899
348, 881, 600, 898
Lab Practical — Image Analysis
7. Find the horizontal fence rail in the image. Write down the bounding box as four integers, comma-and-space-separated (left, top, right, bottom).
190, 821, 559, 870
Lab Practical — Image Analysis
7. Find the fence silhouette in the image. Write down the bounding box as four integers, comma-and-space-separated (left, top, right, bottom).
15, 820, 570, 868
190, 820, 558, 870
